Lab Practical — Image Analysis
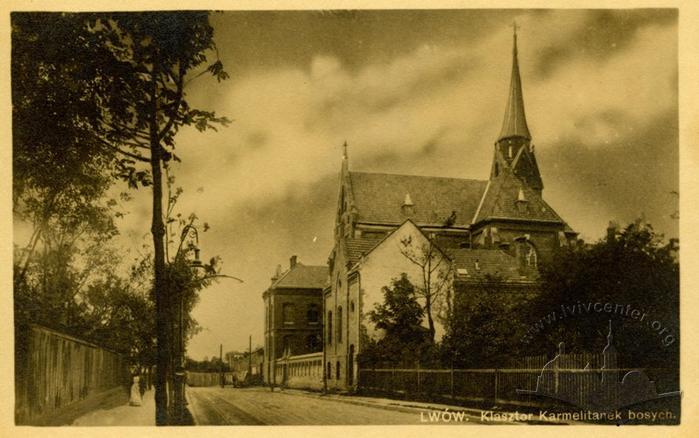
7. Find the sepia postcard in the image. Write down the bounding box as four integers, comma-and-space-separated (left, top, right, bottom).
2, 1, 699, 437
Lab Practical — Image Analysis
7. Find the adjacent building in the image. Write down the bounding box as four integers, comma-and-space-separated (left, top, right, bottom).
262, 256, 327, 386
226, 347, 264, 384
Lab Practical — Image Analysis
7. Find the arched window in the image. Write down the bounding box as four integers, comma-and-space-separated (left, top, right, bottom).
516, 239, 538, 270
327, 311, 333, 345
327, 362, 332, 379
350, 300, 355, 313
307, 304, 319, 324
282, 303, 295, 325
282, 335, 293, 357
337, 306, 343, 344
526, 243, 538, 268
336, 361, 341, 380
306, 334, 321, 352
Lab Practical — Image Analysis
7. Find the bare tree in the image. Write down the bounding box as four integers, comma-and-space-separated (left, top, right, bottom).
398, 234, 454, 342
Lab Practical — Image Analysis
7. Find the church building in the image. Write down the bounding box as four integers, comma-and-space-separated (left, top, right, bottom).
322, 30, 578, 391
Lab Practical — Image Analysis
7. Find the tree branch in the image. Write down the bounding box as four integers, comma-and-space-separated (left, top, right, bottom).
158, 61, 185, 140
116, 148, 151, 163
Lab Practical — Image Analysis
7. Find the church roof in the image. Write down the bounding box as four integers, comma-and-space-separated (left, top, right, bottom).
344, 236, 383, 266
349, 171, 488, 227
473, 171, 565, 224
498, 29, 531, 142
452, 248, 526, 281
270, 263, 328, 289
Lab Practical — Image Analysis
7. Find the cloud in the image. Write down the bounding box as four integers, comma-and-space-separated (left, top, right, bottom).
110, 10, 677, 358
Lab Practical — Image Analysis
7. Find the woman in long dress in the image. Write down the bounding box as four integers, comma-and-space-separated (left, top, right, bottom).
129, 375, 142, 406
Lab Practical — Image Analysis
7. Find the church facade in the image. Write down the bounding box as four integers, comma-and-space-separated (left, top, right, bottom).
322, 31, 577, 391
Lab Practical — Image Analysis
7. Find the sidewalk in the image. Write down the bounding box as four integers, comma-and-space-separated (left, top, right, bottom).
71, 389, 155, 426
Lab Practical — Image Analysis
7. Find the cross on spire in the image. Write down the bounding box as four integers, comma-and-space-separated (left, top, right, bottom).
342, 141, 348, 160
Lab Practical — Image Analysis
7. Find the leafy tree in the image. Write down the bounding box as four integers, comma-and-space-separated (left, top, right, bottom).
359, 274, 435, 368
12, 12, 230, 424
525, 220, 679, 370
440, 275, 530, 368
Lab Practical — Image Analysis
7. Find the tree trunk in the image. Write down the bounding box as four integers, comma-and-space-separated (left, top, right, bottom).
425, 294, 436, 343
149, 62, 169, 426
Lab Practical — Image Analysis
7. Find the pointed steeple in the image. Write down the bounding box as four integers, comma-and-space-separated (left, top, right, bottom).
498, 24, 531, 142
489, 25, 543, 195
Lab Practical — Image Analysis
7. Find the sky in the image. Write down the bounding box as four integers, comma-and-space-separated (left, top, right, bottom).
106, 9, 678, 360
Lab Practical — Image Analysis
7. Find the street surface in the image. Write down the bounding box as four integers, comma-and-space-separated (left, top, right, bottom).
186, 387, 481, 425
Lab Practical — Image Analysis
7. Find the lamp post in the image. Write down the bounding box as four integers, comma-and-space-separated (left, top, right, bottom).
173, 225, 202, 423
174, 224, 243, 423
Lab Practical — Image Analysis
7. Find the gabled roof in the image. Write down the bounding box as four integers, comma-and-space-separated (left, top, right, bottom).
270, 263, 328, 289
452, 248, 525, 281
343, 219, 451, 272
473, 171, 565, 224
349, 171, 488, 227
344, 236, 383, 266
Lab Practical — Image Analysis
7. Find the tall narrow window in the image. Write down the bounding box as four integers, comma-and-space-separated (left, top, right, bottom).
337, 306, 343, 343
282, 303, 295, 325
526, 243, 538, 268
327, 311, 333, 345
307, 304, 319, 324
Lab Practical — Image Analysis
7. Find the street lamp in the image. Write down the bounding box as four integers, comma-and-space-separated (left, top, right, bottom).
172, 225, 200, 423
173, 224, 243, 423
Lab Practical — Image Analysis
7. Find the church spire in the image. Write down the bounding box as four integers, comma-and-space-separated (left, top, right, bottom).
490, 26, 543, 194
498, 23, 531, 142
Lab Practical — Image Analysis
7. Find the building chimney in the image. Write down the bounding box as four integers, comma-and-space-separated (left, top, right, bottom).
290, 255, 298, 269
271, 264, 282, 281
606, 221, 618, 242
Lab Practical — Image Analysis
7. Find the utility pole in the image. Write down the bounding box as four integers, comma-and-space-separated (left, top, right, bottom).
220, 344, 224, 388
248, 335, 252, 381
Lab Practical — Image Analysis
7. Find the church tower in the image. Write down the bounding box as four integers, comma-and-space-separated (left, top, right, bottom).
490, 26, 544, 195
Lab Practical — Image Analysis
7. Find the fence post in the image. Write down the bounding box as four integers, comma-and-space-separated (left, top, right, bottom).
417, 363, 421, 394
450, 367, 455, 400
493, 369, 499, 406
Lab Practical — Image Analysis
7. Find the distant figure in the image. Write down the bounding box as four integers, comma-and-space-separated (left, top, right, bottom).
129, 375, 142, 406
139, 373, 146, 397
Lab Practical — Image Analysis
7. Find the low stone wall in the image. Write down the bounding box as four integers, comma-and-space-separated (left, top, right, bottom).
275, 352, 324, 390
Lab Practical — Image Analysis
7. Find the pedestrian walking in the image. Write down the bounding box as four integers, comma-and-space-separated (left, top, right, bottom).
129, 375, 142, 406
139, 372, 146, 397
